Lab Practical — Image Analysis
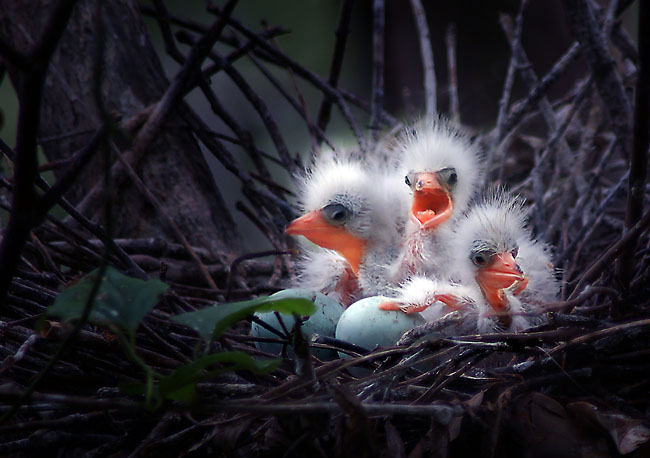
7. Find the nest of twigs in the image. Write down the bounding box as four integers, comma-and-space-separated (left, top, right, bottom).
1, 0, 650, 457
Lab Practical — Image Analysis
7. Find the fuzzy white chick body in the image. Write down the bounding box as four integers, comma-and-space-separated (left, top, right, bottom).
286, 154, 408, 303
382, 190, 559, 333
391, 117, 483, 283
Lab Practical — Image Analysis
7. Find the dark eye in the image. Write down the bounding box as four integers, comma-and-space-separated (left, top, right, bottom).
322, 203, 350, 226
437, 167, 457, 190
470, 251, 491, 267
404, 172, 415, 188
511, 246, 519, 258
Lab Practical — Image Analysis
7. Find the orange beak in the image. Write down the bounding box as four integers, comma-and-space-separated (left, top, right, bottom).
285, 210, 367, 274
410, 172, 454, 230
476, 252, 527, 312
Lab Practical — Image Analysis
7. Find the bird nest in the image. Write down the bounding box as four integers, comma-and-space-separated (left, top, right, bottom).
1, 1, 649, 457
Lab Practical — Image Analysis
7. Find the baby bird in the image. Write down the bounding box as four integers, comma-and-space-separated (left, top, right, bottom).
286, 154, 408, 303
381, 190, 558, 333
391, 117, 484, 282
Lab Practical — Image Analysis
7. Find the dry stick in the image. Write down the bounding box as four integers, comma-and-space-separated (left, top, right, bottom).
554, 133, 616, 251
491, 3, 526, 183
549, 318, 650, 356
181, 108, 297, 220
202, 400, 462, 422
225, 249, 293, 300
207, 4, 367, 152
73, 0, 239, 217
563, 0, 632, 156
0, 140, 147, 279
501, 41, 581, 138
35, 124, 108, 220
570, 205, 650, 299
445, 24, 460, 123
177, 29, 297, 178
370, 0, 386, 148
316, 0, 355, 140
619, 0, 649, 285
150, 0, 279, 181
557, 170, 628, 267
111, 145, 217, 289
409, 0, 436, 117
0, 0, 78, 308
529, 77, 592, 237
248, 55, 335, 152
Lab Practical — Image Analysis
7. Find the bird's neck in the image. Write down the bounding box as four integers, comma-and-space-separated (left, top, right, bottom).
337, 240, 368, 275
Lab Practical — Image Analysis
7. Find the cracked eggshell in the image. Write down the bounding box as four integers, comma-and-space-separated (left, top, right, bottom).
335, 296, 426, 356
251, 288, 344, 360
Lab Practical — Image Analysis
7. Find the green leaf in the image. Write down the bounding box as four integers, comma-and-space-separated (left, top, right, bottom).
120, 351, 281, 406
47, 266, 168, 336
172, 292, 317, 341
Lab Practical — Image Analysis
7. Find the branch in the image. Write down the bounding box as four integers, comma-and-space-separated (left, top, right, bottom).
619, 0, 649, 283
562, 0, 633, 155
409, 0, 437, 116
73, 0, 239, 216
316, 0, 354, 137
445, 24, 459, 123
0, 0, 78, 308
370, 0, 386, 146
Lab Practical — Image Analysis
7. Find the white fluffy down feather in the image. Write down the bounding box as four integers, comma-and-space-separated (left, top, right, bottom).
289, 150, 410, 300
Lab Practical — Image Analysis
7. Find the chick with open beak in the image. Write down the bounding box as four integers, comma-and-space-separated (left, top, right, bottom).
381, 190, 558, 333
286, 154, 407, 304
391, 117, 484, 282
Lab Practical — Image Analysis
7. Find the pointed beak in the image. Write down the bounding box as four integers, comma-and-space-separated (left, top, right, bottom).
285, 210, 367, 274
478, 252, 525, 289
476, 252, 526, 311
410, 172, 454, 229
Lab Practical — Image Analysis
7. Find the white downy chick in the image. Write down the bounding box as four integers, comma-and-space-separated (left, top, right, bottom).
381, 190, 558, 333
450, 189, 558, 332
293, 248, 359, 306
286, 154, 407, 301
391, 117, 484, 282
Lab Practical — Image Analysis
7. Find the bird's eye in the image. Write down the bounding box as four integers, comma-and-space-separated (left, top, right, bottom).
470, 251, 491, 267
511, 246, 519, 258
438, 167, 458, 190
404, 172, 415, 188
322, 203, 350, 226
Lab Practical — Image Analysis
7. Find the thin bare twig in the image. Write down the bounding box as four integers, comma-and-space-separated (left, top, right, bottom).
445, 24, 459, 123
370, 0, 386, 146
409, 0, 437, 116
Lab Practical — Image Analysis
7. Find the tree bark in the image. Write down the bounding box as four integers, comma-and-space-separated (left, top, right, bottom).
0, 0, 241, 258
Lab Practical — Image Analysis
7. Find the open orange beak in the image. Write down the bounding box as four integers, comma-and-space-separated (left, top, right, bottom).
476, 252, 527, 311
285, 210, 367, 274
410, 172, 454, 230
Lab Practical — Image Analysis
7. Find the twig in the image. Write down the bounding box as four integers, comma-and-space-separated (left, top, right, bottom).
491, 3, 526, 182
445, 24, 459, 123
0, 0, 78, 307
570, 206, 650, 298
370, 0, 386, 146
207, 4, 367, 151
619, 0, 649, 283
316, 0, 354, 138
562, 0, 632, 156
73, 0, 239, 216
409, 0, 436, 116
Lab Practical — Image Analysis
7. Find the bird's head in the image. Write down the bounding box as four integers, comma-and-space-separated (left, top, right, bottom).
398, 117, 483, 231
454, 190, 530, 313
286, 155, 382, 274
